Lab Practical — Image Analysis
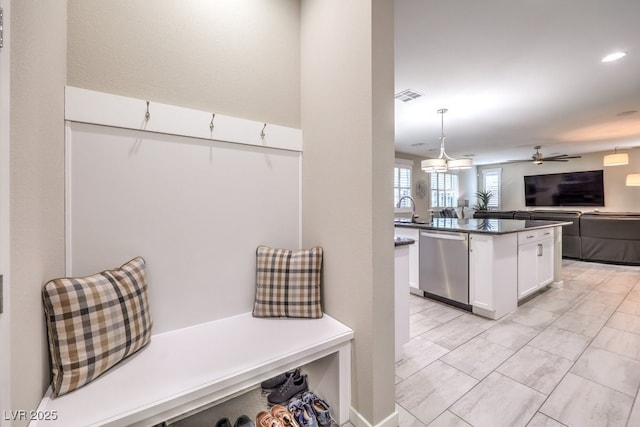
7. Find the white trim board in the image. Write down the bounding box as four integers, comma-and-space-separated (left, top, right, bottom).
350, 406, 399, 427
65, 86, 303, 152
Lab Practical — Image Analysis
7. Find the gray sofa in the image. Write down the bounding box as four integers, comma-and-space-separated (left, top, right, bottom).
473, 210, 516, 219
580, 213, 640, 265
472, 209, 639, 265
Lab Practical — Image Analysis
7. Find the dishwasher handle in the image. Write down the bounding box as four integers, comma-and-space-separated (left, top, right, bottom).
420, 231, 467, 241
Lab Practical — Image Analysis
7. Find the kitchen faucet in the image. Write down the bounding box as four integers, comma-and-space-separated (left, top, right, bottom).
397, 195, 418, 222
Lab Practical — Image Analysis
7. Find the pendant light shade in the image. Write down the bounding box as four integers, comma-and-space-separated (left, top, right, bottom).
421, 158, 448, 172
421, 108, 473, 173
603, 148, 629, 166
626, 174, 640, 186
447, 158, 474, 170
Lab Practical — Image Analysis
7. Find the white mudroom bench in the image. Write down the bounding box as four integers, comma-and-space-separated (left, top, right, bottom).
32, 313, 353, 427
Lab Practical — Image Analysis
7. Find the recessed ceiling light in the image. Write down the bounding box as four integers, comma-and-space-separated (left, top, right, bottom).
602, 51, 627, 62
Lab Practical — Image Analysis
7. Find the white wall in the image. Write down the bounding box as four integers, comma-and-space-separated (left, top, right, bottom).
67, 120, 301, 332
301, 1, 396, 426
9, 0, 66, 423
479, 148, 640, 212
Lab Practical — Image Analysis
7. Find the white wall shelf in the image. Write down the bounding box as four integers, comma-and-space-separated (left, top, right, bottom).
65, 86, 303, 152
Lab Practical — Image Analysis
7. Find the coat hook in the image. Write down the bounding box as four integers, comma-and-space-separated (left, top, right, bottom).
260, 123, 267, 139
145, 101, 151, 120
209, 113, 216, 131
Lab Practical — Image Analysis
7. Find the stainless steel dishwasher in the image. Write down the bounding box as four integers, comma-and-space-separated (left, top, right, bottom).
419, 230, 470, 309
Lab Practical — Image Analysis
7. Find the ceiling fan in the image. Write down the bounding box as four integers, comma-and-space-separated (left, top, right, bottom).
509, 146, 582, 165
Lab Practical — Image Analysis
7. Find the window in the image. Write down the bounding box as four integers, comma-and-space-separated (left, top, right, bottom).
482, 168, 502, 209
430, 173, 459, 208
394, 160, 413, 207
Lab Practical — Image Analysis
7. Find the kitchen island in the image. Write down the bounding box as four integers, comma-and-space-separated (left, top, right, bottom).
395, 218, 571, 319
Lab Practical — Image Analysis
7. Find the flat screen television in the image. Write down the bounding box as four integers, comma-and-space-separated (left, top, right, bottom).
524, 170, 605, 207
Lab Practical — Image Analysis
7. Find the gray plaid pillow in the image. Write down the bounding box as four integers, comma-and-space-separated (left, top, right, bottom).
253, 246, 323, 318
42, 257, 153, 397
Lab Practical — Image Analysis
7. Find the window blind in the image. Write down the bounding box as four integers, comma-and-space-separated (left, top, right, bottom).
482, 168, 502, 209
430, 172, 459, 208
394, 164, 413, 207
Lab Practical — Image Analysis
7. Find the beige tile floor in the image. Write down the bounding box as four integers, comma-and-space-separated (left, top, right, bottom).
396, 259, 640, 427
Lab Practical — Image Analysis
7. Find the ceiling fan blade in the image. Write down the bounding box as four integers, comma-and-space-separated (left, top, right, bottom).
543, 154, 582, 160
504, 152, 581, 164
504, 159, 534, 164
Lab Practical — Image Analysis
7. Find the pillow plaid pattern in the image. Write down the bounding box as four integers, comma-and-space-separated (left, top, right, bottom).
42, 257, 153, 397
253, 246, 323, 318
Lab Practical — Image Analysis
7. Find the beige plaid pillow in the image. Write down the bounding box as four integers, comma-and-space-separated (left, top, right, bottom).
253, 246, 323, 318
42, 257, 153, 397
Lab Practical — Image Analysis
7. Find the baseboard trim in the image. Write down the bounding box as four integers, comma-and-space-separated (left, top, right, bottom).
349, 406, 398, 427
409, 287, 424, 296
550, 280, 564, 289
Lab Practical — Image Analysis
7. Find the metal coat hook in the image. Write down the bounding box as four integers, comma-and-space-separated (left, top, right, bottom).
145, 101, 151, 121
209, 113, 216, 131
260, 123, 267, 139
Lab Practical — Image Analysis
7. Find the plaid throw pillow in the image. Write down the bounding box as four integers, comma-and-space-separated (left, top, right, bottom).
42, 257, 153, 397
253, 246, 323, 318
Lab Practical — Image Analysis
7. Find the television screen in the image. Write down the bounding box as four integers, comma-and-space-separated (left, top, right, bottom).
524, 170, 605, 207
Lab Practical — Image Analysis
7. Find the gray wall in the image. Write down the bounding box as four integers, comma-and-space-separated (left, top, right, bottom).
68, 0, 301, 128
478, 148, 640, 212
301, 1, 396, 424
10, 0, 66, 423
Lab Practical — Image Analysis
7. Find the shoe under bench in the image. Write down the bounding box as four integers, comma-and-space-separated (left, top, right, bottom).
31, 312, 353, 427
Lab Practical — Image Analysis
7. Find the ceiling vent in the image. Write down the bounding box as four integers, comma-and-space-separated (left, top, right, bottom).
395, 89, 424, 102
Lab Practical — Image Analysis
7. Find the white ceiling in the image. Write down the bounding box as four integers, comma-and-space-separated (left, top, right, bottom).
394, 0, 640, 165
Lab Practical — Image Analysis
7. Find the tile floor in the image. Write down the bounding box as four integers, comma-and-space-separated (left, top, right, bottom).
396, 259, 640, 427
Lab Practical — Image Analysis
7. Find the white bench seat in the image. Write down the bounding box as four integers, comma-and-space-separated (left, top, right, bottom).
32, 313, 353, 427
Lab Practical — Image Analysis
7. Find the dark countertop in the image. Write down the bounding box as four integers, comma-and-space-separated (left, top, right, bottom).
394, 237, 416, 247
394, 218, 572, 235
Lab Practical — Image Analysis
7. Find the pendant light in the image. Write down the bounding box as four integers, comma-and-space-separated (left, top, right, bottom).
626, 174, 640, 186
421, 109, 473, 173
603, 147, 629, 166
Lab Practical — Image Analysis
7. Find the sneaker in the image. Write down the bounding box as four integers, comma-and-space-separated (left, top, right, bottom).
215, 418, 233, 427
261, 369, 300, 391
271, 404, 300, 427
301, 392, 331, 427
256, 411, 283, 427
235, 415, 255, 427
287, 398, 318, 427
267, 373, 308, 404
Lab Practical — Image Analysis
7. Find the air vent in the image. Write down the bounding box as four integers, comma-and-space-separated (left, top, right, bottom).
395, 89, 424, 102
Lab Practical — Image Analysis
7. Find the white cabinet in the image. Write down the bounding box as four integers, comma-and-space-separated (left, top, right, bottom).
538, 233, 554, 285
394, 245, 410, 361
517, 237, 539, 299
469, 233, 518, 320
517, 229, 554, 300
394, 227, 420, 294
